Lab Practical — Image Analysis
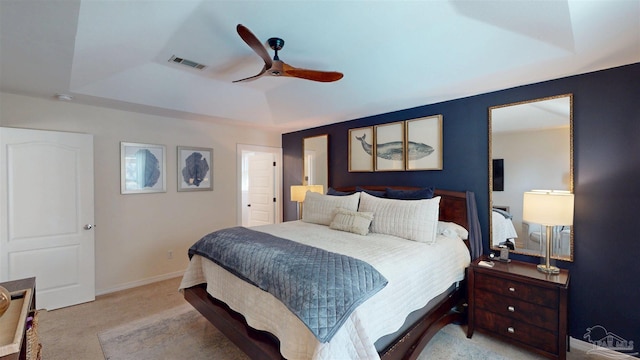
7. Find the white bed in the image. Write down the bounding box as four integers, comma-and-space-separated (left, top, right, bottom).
180, 187, 475, 360
180, 220, 470, 360
492, 209, 518, 248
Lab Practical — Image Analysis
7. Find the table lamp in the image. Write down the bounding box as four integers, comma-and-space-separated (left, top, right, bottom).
290, 185, 324, 220
523, 190, 574, 274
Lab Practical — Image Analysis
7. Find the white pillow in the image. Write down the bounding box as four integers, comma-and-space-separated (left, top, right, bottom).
302, 191, 360, 226
358, 192, 441, 244
438, 221, 469, 240
330, 208, 374, 236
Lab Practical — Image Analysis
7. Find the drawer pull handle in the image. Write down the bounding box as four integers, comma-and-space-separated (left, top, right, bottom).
507, 327, 515, 334
508, 306, 515, 312
509, 287, 515, 292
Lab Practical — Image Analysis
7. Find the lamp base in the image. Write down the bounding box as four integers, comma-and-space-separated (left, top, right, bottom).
537, 264, 560, 274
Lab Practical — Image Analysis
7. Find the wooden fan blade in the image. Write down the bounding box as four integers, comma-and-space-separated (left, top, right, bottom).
282, 62, 343, 82
236, 24, 273, 69
232, 65, 268, 83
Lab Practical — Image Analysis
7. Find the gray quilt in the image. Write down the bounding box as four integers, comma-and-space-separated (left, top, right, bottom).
188, 226, 388, 342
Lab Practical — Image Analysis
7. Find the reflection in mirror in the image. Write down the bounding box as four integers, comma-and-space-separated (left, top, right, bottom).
489, 94, 573, 261
303, 135, 328, 193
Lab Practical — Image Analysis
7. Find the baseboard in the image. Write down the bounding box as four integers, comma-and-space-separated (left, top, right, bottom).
96, 270, 185, 296
571, 337, 637, 359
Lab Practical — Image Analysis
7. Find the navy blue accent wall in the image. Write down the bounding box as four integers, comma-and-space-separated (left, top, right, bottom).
282, 63, 640, 350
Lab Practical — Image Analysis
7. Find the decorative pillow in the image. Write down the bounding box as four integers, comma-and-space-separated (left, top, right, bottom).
438, 221, 469, 240
358, 192, 441, 244
326, 187, 354, 196
385, 186, 435, 200
329, 208, 374, 236
356, 186, 386, 198
302, 191, 360, 226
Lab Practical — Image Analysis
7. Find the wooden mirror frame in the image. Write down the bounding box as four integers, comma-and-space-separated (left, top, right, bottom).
489, 94, 574, 261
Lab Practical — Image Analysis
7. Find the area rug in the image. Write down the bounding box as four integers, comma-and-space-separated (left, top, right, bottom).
98, 304, 248, 360
98, 305, 516, 360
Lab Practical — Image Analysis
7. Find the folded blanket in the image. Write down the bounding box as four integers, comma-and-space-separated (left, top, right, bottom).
493, 208, 513, 219
188, 226, 388, 342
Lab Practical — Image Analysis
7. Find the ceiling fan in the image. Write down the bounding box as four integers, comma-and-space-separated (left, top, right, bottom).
233, 24, 344, 83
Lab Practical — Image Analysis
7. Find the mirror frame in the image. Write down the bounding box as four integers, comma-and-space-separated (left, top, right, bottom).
489, 94, 574, 261
302, 134, 329, 191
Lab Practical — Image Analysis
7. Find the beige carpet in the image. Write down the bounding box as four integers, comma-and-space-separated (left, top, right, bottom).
39, 276, 605, 360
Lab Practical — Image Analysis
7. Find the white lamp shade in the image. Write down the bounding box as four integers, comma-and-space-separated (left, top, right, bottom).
290, 185, 324, 202
523, 190, 574, 226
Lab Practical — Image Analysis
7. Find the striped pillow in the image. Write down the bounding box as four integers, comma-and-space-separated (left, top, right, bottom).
358, 192, 440, 244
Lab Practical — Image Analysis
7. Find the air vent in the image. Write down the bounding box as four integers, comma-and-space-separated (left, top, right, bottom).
169, 55, 206, 70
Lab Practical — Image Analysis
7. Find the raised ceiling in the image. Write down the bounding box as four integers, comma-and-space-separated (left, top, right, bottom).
1, 0, 638, 132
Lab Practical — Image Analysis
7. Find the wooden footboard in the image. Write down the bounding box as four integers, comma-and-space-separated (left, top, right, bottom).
183, 282, 467, 360
184, 284, 285, 360
379, 282, 466, 360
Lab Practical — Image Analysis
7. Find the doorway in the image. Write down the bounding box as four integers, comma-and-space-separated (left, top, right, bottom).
236, 144, 282, 226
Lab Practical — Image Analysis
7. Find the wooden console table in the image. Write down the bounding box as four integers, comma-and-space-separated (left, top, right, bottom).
0, 278, 36, 360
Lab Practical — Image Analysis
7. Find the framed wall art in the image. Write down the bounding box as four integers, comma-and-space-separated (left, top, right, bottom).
177, 146, 213, 191
375, 121, 405, 171
120, 142, 166, 194
405, 115, 443, 170
348, 126, 374, 172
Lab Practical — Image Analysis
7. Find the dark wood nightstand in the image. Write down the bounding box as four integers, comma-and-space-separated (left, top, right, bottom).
467, 257, 569, 360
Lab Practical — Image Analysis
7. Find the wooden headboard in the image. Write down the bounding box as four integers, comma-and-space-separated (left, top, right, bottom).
334, 186, 470, 249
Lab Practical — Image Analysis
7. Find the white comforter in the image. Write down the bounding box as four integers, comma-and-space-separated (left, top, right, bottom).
492, 210, 518, 247
179, 221, 470, 360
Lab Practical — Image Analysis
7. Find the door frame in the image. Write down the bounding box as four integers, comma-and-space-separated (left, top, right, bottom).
236, 144, 283, 226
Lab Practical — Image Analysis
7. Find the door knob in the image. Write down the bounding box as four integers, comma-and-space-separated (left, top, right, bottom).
84, 224, 95, 230
247, 204, 251, 207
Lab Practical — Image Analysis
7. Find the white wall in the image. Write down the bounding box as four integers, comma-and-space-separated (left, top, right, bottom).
492, 127, 570, 240
0, 92, 281, 293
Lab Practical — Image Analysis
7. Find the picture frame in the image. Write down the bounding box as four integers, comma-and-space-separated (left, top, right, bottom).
120, 142, 166, 194
405, 115, 443, 170
374, 121, 405, 171
177, 146, 213, 192
348, 126, 374, 172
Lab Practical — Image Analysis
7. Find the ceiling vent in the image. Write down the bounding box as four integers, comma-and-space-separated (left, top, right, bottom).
169, 55, 206, 70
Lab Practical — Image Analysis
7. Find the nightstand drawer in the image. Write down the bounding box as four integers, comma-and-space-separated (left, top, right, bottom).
475, 309, 558, 355
475, 290, 558, 331
476, 272, 558, 308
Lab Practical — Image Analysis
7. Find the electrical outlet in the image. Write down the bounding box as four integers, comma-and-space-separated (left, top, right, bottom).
167, 250, 173, 259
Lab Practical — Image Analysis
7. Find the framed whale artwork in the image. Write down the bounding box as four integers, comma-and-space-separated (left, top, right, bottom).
405, 115, 443, 170
348, 126, 374, 172
374, 121, 405, 171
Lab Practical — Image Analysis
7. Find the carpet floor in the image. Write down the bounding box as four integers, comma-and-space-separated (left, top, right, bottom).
39, 276, 608, 359
97, 303, 527, 360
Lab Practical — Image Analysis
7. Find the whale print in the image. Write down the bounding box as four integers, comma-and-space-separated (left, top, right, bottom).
355, 134, 434, 160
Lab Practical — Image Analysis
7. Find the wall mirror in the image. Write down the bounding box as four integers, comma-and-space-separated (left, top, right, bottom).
303, 135, 328, 192
489, 94, 573, 261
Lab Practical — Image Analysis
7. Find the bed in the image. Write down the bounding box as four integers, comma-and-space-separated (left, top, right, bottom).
491, 208, 518, 249
180, 186, 479, 360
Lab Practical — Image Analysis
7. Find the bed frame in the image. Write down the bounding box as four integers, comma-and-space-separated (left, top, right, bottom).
183, 186, 471, 360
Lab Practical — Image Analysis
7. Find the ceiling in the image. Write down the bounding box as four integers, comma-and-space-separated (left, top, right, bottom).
1, 1, 638, 133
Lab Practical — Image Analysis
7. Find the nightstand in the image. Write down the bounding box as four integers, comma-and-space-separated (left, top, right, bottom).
467, 257, 569, 360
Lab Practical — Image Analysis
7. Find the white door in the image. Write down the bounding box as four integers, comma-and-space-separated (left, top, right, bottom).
247, 152, 276, 227
237, 144, 282, 227
0, 127, 95, 310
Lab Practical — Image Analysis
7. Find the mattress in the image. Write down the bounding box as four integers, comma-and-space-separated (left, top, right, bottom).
179, 220, 470, 360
